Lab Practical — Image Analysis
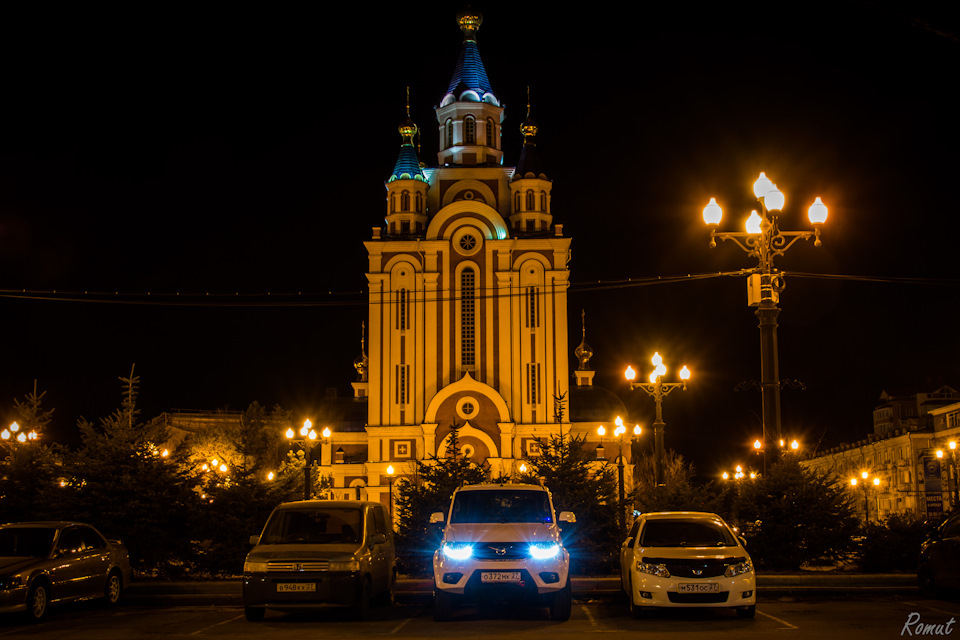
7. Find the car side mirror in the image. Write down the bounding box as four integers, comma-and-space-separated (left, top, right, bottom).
558, 511, 576, 524
738, 536, 748, 548
370, 533, 387, 545
429, 512, 446, 524
623, 536, 634, 548
249, 535, 260, 545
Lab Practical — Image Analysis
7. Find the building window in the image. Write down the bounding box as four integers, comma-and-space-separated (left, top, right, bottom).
486, 118, 495, 148
526, 220, 535, 232
527, 362, 540, 405
514, 191, 520, 212
526, 189, 535, 211
525, 286, 539, 328
540, 191, 547, 211
416, 191, 423, 213
397, 288, 409, 330
465, 116, 476, 144
395, 364, 409, 405
445, 118, 453, 148
401, 190, 410, 211
461, 268, 476, 367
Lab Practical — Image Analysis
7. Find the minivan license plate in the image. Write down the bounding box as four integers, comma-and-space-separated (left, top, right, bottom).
277, 583, 316, 593
481, 572, 521, 584
678, 583, 719, 593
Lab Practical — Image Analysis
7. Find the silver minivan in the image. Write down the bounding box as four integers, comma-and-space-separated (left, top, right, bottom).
242, 500, 396, 621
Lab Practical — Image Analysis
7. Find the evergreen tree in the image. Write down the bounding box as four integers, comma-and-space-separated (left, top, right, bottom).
631, 449, 722, 514
394, 424, 487, 575
520, 433, 620, 574
735, 457, 859, 569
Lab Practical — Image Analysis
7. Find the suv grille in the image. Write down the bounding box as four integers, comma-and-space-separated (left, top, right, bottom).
473, 542, 529, 560
642, 556, 745, 579
266, 561, 330, 572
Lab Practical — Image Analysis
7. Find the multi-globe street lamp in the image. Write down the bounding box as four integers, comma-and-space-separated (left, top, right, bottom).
611, 416, 641, 532
752, 436, 800, 474
850, 471, 881, 523
625, 353, 690, 488
703, 172, 828, 461
285, 419, 330, 500
1, 422, 38, 444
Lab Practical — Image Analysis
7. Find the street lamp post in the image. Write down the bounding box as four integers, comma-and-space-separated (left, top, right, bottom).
386, 465, 396, 527
936, 443, 960, 510
286, 419, 319, 500
625, 354, 691, 487
850, 471, 881, 523
612, 417, 642, 532
703, 173, 827, 460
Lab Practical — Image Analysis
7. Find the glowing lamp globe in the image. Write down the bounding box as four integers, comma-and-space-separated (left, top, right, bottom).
703, 197, 723, 225
679, 365, 691, 380
753, 172, 775, 199
808, 197, 828, 224
745, 211, 763, 234
764, 185, 785, 211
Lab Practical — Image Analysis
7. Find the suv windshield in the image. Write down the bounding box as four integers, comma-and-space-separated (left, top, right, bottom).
260, 508, 363, 545
639, 519, 737, 547
450, 490, 553, 524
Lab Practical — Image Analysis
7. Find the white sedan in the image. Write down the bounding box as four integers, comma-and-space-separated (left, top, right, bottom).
619, 511, 756, 618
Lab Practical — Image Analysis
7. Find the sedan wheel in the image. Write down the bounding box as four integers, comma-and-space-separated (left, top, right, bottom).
104, 571, 123, 605
736, 604, 756, 619
27, 583, 48, 622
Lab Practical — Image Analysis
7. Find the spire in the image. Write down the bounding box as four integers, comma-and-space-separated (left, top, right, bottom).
514, 87, 546, 180
388, 88, 426, 183
353, 321, 369, 382
444, 7, 497, 103
574, 309, 594, 371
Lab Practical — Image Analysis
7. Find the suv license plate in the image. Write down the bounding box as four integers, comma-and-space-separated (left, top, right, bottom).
678, 583, 719, 593
481, 572, 521, 584
277, 583, 316, 593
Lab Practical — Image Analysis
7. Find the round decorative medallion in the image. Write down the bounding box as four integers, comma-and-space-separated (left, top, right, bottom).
457, 396, 480, 420
453, 227, 482, 256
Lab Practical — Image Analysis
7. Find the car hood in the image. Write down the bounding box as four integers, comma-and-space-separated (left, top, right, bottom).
443, 523, 560, 543
637, 547, 750, 562
0, 557, 42, 574
246, 544, 360, 561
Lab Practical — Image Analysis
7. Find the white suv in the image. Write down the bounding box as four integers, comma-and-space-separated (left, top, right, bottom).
430, 483, 576, 621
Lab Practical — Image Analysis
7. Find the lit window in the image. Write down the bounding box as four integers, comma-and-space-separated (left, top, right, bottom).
461, 268, 475, 367
445, 119, 453, 148
465, 116, 476, 144
526, 189, 535, 210
486, 118, 495, 148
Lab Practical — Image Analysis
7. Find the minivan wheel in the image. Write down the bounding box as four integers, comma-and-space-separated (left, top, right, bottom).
434, 588, 454, 621
244, 606, 265, 622
351, 578, 371, 620
26, 582, 49, 622
549, 579, 572, 621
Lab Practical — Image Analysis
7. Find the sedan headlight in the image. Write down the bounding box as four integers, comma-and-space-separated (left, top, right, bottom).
329, 559, 361, 572
636, 561, 671, 578
243, 561, 268, 573
442, 542, 474, 560
0, 575, 23, 590
725, 560, 754, 577
528, 543, 560, 560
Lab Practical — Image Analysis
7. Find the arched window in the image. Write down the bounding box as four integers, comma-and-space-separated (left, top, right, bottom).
514, 191, 521, 212
416, 191, 423, 213
486, 118, 494, 148
401, 190, 410, 211
389, 193, 396, 213
540, 191, 547, 211
464, 116, 476, 145
397, 288, 409, 330
460, 268, 476, 367
445, 118, 453, 148
526, 189, 535, 211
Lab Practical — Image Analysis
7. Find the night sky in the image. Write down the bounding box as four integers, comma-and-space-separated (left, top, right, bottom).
1, 2, 957, 478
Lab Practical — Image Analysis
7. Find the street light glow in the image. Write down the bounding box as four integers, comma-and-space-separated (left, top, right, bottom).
746, 210, 763, 234
597, 425, 606, 437
753, 172, 774, 199
624, 366, 636, 382
322, 427, 331, 438
807, 197, 828, 224
754, 439, 762, 450
679, 365, 691, 380
387, 465, 395, 476
764, 185, 785, 211
285, 428, 295, 439
703, 197, 722, 225
633, 425, 641, 436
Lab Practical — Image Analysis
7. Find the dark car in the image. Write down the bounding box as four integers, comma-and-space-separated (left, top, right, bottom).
918, 511, 960, 595
243, 500, 396, 621
0, 521, 132, 621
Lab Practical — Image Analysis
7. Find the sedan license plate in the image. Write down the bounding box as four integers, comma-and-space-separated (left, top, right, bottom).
678, 583, 719, 593
481, 571, 521, 584
277, 583, 316, 593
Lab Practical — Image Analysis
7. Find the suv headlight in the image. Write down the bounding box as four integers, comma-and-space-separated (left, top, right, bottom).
329, 560, 361, 572
636, 561, 671, 578
243, 561, 268, 573
528, 543, 560, 560
442, 542, 474, 560
725, 560, 754, 577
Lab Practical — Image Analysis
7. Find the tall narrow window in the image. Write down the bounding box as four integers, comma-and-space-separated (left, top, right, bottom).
416, 191, 423, 213
540, 191, 547, 211
526, 189, 535, 210
401, 190, 410, 211
397, 288, 409, 330
514, 191, 521, 212
527, 363, 540, 405
461, 268, 475, 367
395, 364, 409, 405
525, 286, 540, 328
445, 118, 453, 148
465, 116, 476, 144
486, 118, 494, 148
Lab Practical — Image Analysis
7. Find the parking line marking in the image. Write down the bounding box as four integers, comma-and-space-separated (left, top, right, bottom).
390, 611, 419, 634
189, 613, 244, 635
758, 609, 799, 630
580, 603, 601, 630
918, 604, 960, 617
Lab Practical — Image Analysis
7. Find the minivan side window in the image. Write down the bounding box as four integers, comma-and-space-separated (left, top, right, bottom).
372, 506, 387, 536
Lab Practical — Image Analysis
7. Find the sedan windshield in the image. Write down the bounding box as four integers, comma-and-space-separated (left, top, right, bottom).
639, 519, 737, 547
450, 490, 553, 524
259, 508, 362, 545
0, 527, 57, 557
